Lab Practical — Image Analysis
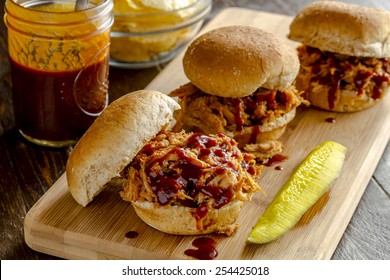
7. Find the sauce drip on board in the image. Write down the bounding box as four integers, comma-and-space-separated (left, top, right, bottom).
125, 231, 139, 239
184, 237, 218, 260
326, 117, 336, 123
264, 154, 289, 167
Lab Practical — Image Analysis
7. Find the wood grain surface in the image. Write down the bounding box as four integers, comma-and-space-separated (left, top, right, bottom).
23, 8, 390, 260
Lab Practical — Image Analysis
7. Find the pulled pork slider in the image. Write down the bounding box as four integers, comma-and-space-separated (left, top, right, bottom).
170, 26, 307, 157
66, 90, 262, 236
288, 1, 390, 112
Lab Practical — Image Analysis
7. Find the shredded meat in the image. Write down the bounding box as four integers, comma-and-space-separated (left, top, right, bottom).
170, 83, 306, 135
120, 130, 262, 232
243, 140, 283, 164
297, 45, 390, 109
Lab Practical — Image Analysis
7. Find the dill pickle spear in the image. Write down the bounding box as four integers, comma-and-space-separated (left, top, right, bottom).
247, 141, 347, 244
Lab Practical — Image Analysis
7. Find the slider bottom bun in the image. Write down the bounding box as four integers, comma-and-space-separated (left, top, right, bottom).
296, 76, 389, 112
233, 109, 296, 147
132, 200, 244, 236
235, 125, 286, 147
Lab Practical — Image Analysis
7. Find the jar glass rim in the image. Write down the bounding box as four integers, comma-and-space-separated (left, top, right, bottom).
5, 0, 113, 25
6, 0, 113, 17
5, 0, 113, 39
112, 0, 211, 18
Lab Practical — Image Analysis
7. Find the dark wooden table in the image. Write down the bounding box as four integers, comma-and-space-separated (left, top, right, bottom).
1, 0, 389, 260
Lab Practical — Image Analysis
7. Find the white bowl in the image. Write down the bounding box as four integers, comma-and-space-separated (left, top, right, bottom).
109, 0, 212, 69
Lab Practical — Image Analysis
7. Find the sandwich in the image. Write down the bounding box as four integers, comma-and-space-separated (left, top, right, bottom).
66, 90, 262, 236
169, 25, 307, 160
288, 1, 390, 112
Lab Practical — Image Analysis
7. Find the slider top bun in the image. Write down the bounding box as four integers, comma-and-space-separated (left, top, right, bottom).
288, 1, 390, 57
66, 90, 180, 207
183, 25, 300, 98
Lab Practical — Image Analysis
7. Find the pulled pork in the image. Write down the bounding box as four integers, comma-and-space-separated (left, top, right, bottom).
170, 83, 306, 136
121, 130, 262, 231
297, 45, 390, 109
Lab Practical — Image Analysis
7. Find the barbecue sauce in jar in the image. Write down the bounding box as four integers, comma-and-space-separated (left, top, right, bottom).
10, 57, 109, 143
4, 0, 113, 147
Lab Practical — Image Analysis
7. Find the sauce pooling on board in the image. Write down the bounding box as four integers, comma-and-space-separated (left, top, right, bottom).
264, 154, 288, 167
325, 117, 336, 123
184, 237, 218, 260
125, 231, 139, 239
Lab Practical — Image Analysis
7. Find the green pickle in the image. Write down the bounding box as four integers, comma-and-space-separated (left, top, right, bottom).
247, 141, 347, 244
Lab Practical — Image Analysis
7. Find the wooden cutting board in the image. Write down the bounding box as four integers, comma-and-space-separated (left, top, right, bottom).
24, 8, 390, 260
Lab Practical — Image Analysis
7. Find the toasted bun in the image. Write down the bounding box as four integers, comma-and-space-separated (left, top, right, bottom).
296, 76, 389, 112
288, 1, 390, 57
233, 109, 296, 146
132, 200, 244, 236
183, 26, 300, 97
66, 90, 180, 206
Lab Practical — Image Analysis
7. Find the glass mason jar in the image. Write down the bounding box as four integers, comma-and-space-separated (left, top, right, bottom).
4, 0, 114, 147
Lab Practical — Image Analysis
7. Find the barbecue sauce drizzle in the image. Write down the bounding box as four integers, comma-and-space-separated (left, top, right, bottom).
230, 89, 289, 143
303, 46, 390, 109
143, 133, 254, 228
